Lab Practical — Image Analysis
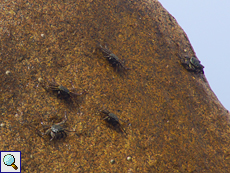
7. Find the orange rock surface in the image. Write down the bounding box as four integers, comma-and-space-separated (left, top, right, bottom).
1, 0, 229, 172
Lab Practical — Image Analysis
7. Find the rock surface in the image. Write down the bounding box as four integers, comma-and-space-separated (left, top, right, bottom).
1, 0, 230, 172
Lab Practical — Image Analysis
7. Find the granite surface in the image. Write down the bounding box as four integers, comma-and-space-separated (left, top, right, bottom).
1, 0, 230, 172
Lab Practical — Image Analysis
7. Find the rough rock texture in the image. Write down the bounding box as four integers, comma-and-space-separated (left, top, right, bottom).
1, 0, 230, 172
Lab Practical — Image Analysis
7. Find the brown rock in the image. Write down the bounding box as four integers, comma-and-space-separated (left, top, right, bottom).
1, 0, 229, 172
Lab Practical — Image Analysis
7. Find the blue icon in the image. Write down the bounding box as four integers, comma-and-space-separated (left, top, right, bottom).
3, 154, 18, 170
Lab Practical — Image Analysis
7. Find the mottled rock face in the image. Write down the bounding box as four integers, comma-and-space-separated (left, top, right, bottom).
1, 0, 229, 172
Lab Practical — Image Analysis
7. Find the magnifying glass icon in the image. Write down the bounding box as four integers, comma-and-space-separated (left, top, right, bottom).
3, 154, 18, 170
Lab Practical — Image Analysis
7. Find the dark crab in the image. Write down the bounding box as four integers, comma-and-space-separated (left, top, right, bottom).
41, 112, 71, 141
42, 78, 86, 100
100, 110, 126, 134
182, 56, 204, 74
97, 44, 129, 73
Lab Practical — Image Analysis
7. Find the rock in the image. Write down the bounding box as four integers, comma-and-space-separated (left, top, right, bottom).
0, 0, 229, 172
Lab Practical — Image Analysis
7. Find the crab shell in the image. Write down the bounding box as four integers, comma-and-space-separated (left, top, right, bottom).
57, 85, 71, 98
103, 112, 120, 126
107, 54, 124, 68
50, 124, 67, 140
190, 57, 204, 69
98, 44, 127, 72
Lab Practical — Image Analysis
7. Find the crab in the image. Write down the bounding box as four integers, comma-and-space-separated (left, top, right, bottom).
97, 44, 129, 73
182, 56, 204, 74
41, 78, 86, 100
189, 56, 204, 71
100, 110, 127, 134
41, 112, 72, 141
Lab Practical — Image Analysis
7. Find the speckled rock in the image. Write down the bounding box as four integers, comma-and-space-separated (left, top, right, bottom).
1, 0, 229, 172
